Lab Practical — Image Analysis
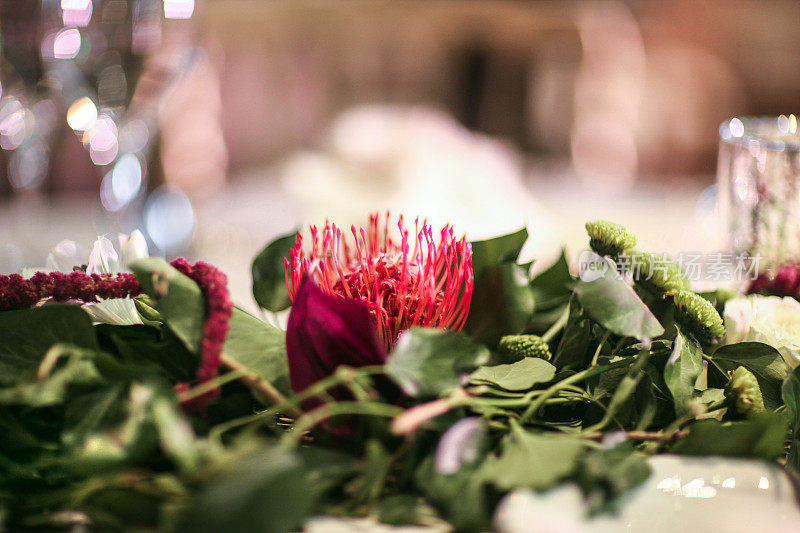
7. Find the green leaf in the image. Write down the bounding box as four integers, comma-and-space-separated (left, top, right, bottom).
671, 412, 789, 459
464, 228, 534, 346
782, 365, 800, 472
552, 298, 593, 369
664, 329, 703, 416
95, 324, 197, 383
386, 328, 490, 397
578, 442, 650, 513
415, 456, 491, 533
223, 307, 291, 396
0, 345, 106, 407
130, 257, 205, 354
480, 423, 586, 490
0, 305, 98, 385
529, 248, 573, 310
470, 358, 556, 391
182, 447, 314, 533
574, 266, 664, 343
711, 342, 790, 410
252, 230, 297, 312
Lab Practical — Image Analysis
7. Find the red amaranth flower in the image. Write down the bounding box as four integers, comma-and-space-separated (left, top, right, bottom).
171, 258, 233, 412
284, 213, 474, 351
0, 259, 233, 413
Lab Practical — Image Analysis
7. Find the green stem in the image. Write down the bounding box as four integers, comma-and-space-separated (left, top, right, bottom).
590, 331, 612, 367
207, 365, 387, 445
519, 358, 634, 423
583, 349, 652, 433
177, 369, 248, 401
281, 401, 403, 447
542, 305, 571, 343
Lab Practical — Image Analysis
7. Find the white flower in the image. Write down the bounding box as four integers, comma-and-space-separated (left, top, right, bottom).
29, 231, 150, 326
723, 295, 800, 368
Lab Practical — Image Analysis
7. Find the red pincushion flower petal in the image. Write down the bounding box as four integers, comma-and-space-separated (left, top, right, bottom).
284, 213, 473, 351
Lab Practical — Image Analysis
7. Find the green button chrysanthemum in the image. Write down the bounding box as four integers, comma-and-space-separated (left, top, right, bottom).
724, 366, 765, 416
629, 250, 691, 295
672, 290, 726, 343
498, 334, 552, 361
585, 221, 637, 257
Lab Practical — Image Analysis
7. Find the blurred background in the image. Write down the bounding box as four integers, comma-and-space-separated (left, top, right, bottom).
1, 0, 799, 308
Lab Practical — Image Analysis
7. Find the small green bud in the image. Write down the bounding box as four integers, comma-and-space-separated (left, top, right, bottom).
724, 366, 765, 416
585, 221, 637, 257
672, 290, 726, 343
498, 334, 552, 361
628, 250, 690, 295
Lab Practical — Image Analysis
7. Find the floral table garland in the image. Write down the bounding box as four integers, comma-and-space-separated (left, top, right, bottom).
0, 217, 798, 531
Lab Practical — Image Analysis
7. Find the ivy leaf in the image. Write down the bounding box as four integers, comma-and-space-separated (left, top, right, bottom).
480, 423, 586, 490
529, 248, 573, 310
782, 365, 800, 472
130, 257, 205, 355
223, 308, 291, 396
386, 328, 490, 398
664, 329, 703, 417
415, 455, 491, 533
470, 358, 556, 391
552, 297, 593, 370
711, 342, 789, 410
0, 305, 98, 385
670, 412, 789, 460
252, 230, 297, 312
574, 265, 664, 343
182, 446, 314, 533
0, 344, 106, 407
464, 228, 534, 346
577, 442, 650, 513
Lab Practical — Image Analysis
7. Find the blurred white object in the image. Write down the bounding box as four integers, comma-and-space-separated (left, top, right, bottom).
26, 231, 149, 325
494, 455, 800, 533
282, 105, 558, 256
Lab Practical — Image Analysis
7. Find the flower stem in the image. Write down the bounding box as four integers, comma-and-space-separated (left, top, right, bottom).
219, 354, 302, 418
520, 358, 634, 423
590, 331, 612, 367
207, 365, 387, 444
542, 305, 570, 343
583, 349, 652, 433
282, 401, 403, 447
177, 368, 248, 402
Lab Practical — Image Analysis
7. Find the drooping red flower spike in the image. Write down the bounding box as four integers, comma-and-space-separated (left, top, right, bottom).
0, 259, 232, 413
284, 213, 474, 350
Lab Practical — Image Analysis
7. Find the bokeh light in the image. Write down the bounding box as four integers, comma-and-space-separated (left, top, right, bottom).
144, 186, 195, 252
0, 98, 28, 150
83, 113, 119, 165
164, 0, 194, 20
100, 153, 142, 211
61, 0, 93, 27
66, 97, 98, 131
118, 119, 150, 153
53, 28, 82, 59
8, 143, 48, 190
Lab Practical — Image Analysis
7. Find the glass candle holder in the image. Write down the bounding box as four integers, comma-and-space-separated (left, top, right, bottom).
717, 115, 800, 268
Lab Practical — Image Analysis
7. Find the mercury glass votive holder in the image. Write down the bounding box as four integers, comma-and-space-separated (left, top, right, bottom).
717, 115, 800, 268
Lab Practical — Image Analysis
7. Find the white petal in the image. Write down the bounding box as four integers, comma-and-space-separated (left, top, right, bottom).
118, 229, 149, 270
83, 299, 143, 325
86, 236, 120, 275
46, 240, 82, 272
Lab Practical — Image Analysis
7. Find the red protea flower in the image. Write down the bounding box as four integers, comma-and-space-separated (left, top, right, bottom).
285, 213, 474, 351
